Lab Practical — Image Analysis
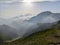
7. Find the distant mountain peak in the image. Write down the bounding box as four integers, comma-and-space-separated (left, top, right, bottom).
28, 11, 60, 23
42, 11, 52, 13
36, 11, 52, 17
40, 11, 52, 14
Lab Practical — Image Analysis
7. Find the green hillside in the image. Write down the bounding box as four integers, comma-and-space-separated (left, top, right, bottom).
1, 21, 60, 45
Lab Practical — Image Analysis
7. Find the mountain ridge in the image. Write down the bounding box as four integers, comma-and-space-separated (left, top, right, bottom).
0, 11, 60, 42
28, 11, 60, 23
2, 20, 60, 45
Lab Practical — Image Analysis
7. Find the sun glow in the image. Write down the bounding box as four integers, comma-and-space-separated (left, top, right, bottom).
23, 0, 33, 3
22, 0, 45, 2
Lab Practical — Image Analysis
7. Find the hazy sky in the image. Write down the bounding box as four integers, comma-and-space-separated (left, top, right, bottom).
0, 0, 60, 18
0, 0, 59, 2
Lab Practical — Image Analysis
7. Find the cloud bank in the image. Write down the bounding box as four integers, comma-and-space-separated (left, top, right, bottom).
0, 0, 59, 3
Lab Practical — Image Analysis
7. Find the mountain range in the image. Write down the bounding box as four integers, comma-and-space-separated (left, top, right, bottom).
28, 11, 60, 23
0, 11, 60, 42
2, 20, 60, 45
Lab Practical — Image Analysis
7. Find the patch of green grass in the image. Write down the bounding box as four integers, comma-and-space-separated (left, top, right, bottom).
1, 28, 57, 45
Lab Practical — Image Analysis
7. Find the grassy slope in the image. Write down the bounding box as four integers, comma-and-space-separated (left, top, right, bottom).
1, 22, 60, 45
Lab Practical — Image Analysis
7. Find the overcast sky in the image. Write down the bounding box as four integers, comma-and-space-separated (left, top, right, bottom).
0, 0, 60, 2
0, 0, 59, 1
0, 0, 60, 18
